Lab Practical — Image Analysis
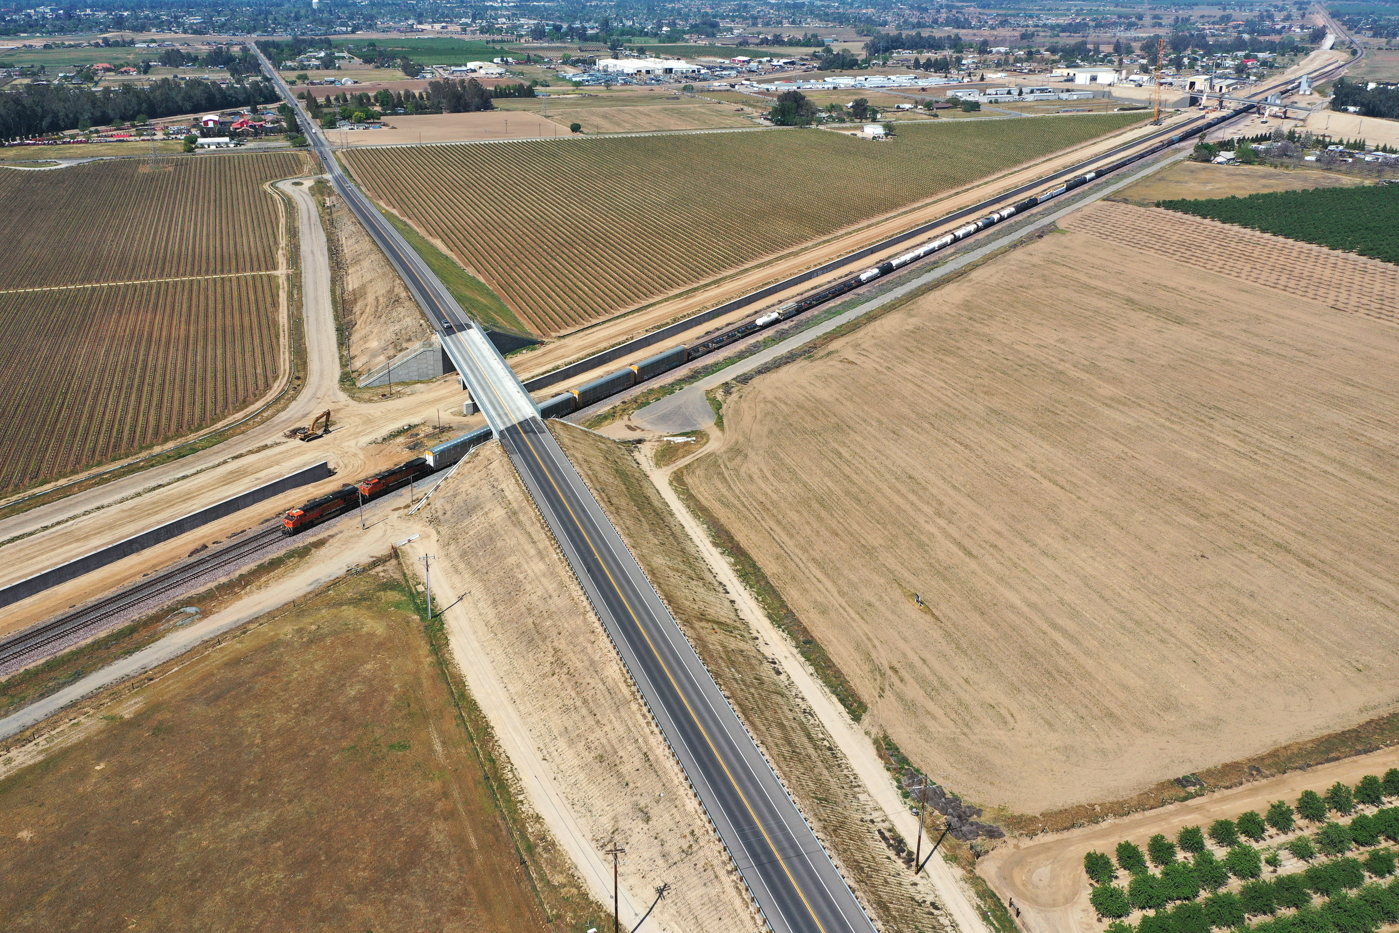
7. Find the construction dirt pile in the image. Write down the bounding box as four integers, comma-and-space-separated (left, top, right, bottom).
323, 185, 431, 380
553, 423, 949, 933
424, 444, 761, 933
680, 221, 1399, 817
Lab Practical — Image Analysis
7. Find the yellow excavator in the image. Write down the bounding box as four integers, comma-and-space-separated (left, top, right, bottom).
289, 409, 332, 442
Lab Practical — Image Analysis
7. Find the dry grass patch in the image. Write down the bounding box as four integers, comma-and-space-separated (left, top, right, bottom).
1112, 159, 1366, 205
680, 222, 1399, 817
0, 565, 563, 933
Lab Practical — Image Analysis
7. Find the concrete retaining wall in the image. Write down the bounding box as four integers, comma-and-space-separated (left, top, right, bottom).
357, 337, 456, 388
0, 461, 332, 610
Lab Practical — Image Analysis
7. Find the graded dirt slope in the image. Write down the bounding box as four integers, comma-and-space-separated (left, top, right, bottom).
321, 181, 432, 379
0, 566, 555, 933
680, 217, 1399, 816
424, 443, 761, 933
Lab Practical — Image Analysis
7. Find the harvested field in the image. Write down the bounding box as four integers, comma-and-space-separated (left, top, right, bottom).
339, 110, 562, 146
343, 113, 1148, 336
0, 275, 283, 495
0, 153, 304, 289
0, 567, 558, 933
424, 443, 758, 933
680, 212, 1399, 816
552, 423, 950, 933
540, 102, 753, 134
1071, 200, 1398, 323
1111, 159, 1366, 205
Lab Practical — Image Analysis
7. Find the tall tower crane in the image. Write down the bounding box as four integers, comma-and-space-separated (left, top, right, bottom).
1152, 36, 1166, 124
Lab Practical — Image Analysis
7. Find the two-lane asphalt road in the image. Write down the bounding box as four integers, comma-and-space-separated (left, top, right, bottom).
500, 417, 877, 933
254, 45, 879, 933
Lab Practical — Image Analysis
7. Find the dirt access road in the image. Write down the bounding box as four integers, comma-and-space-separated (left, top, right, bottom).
979, 746, 1399, 933
0, 176, 481, 640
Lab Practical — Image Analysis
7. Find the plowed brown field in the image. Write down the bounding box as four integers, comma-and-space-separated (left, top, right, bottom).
680, 214, 1399, 816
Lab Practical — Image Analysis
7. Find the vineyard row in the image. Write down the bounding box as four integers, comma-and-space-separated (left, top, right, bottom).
0, 274, 282, 496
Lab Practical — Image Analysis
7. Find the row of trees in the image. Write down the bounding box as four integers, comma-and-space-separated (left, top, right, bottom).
1084, 771, 1399, 929
1100, 874, 1399, 933
0, 78, 277, 143
301, 78, 537, 125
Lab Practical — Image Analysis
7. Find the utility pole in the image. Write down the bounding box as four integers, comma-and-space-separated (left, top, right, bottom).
914, 780, 929, 870
420, 554, 435, 618
357, 488, 365, 529
605, 842, 626, 933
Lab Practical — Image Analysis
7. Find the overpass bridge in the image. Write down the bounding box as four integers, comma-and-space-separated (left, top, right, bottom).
253, 46, 880, 933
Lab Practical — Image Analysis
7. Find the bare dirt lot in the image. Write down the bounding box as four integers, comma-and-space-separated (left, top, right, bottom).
1111, 158, 1368, 205
337, 110, 563, 146
1303, 108, 1399, 149
0, 566, 558, 932
980, 745, 1399, 933
421, 443, 760, 933
680, 210, 1399, 817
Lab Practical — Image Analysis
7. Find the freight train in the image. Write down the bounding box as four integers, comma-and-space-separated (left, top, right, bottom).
534, 103, 1258, 422
284, 102, 1269, 536
281, 426, 492, 534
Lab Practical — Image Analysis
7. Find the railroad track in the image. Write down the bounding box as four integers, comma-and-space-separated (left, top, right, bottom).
0, 525, 286, 671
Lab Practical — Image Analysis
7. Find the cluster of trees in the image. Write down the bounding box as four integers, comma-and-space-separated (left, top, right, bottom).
0, 78, 277, 143
1331, 79, 1399, 122
1084, 771, 1399, 932
815, 48, 865, 71
769, 90, 819, 126
862, 31, 972, 56
151, 44, 261, 78
911, 55, 960, 75
301, 77, 535, 125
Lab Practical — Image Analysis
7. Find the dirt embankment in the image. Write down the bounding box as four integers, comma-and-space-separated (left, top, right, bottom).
679, 216, 1399, 818
551, 422, 951, 933
0, 566, 557, 932
422, 443, 761, 933
321, 182, 432, 380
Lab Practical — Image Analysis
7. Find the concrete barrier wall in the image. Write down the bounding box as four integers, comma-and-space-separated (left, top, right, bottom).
0, 461, 332, 610
357, 337, 455, 388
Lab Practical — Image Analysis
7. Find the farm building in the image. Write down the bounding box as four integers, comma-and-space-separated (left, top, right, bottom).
1053, 66, 1120, 85
195, 137, 234, 149
861, 124, 888, 139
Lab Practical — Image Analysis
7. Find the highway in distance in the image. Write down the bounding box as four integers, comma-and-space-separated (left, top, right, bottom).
255, 46, 880, 933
